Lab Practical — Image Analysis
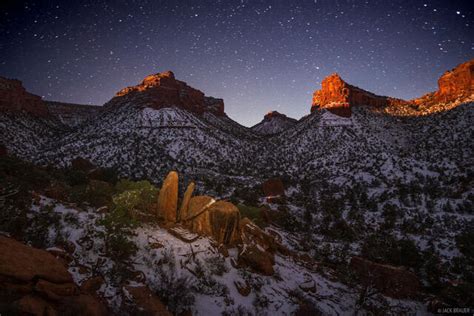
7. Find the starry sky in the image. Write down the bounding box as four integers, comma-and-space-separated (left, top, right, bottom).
0, 0, 473, 126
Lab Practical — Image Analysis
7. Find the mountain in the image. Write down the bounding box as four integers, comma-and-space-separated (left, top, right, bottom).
0, 59, 473, 314
251, 111, 297, 135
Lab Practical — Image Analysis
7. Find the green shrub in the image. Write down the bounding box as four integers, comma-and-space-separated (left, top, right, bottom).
238, 204, 265, 227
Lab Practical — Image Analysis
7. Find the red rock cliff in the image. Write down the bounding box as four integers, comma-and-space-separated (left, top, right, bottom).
311, 73, 405, 117
0, 77, 49, 117
414, 59, 473, 106
105, 71, 225, 116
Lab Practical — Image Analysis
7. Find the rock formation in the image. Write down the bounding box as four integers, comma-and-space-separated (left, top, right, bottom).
0, 76, 50, 117
311, 73, 406, 117
414, 59, 473, 106
157, 171, 179, 222
105, 70, 226, 116
207, 201, 240, 245
262, 177, 285, 197
312, 59, 473, 117
0, 235, 108, 315
178, 181, 195, 221
350, 256, 421, 299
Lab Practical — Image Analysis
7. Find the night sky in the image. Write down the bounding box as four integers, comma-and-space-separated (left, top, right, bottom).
1, 1, 473, 126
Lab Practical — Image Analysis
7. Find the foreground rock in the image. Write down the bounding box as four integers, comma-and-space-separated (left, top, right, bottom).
157, 171, 179, 222
262, 177, 285, 198
123, 285, 172, 316
0, 235, 72, 284
350, 256, 421, 299
0, 236, 108, 315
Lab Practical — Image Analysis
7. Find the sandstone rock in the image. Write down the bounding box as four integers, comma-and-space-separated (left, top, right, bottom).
238, 244, 275, 276
414, 59, 474, 106
0, 76, 50, 117
311, 73, 406, 117
178, 181, 195, 221
35, 279, 79, 301
80, 276, 104, 294
299, 279, 317, 293
184, 195, 215, 235
13, 294, 57, 316
157, 171, 179, 222
208, 201, 240, 245
184, 197, 240, 245
234, 280, 251, 296
105, 70, 226, 117
0, 236, 73, 284
262, 178, 285, 197
436, 59, 473, 101
350, 256, 421, 299
123, 285, 172, 316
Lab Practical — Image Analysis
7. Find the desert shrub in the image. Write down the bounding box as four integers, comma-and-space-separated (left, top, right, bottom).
25, 204, 62, 248
151, 255, 195, 315
113, 179, 158, 215
84, 180, 114, 207
361, 234, 422, 269
99, 202, 138, 284
205, 255, 229, 276
238, 204, 266, 227
64, 169, 88, 186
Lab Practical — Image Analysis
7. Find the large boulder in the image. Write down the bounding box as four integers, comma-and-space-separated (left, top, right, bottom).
208, 201, 240, 245
123, 285, 172, 316
182, 197, 240, 246
157, 171, 179, 222
262, 178, 285, 197
0, 236, 72, 284
350, 256, 421, 299
184, 195, 215, 236
178, 181, 195, 221
238, 244, 275, 276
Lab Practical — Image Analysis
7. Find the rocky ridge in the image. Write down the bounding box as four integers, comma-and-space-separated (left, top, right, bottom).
251, 110, 297, 135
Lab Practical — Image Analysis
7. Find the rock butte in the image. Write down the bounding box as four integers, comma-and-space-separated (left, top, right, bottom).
311, 59, 473, 117
105, 70, 225, 116
0, 76, 50, 117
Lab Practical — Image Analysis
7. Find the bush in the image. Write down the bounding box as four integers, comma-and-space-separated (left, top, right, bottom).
238, 204, 265, 227
114, 179, 158, 215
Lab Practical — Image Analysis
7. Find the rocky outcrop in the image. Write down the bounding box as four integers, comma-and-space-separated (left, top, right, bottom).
262, 178, 285, 197
311, 73, 406, 117
414, 59, 473, 106
0, 235, 72, 284
155, 171, 241, 246
105, 70, 226, 116
208, 201, 240, 245
0, 76, 50, 117
350, 256, 421, 299
312, 59, 473, 118
178, 182, 195, 221
157, 171, 179, 222
123, 285, 172, 316
251, 111, 297, 135
0, 236, 108, 315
